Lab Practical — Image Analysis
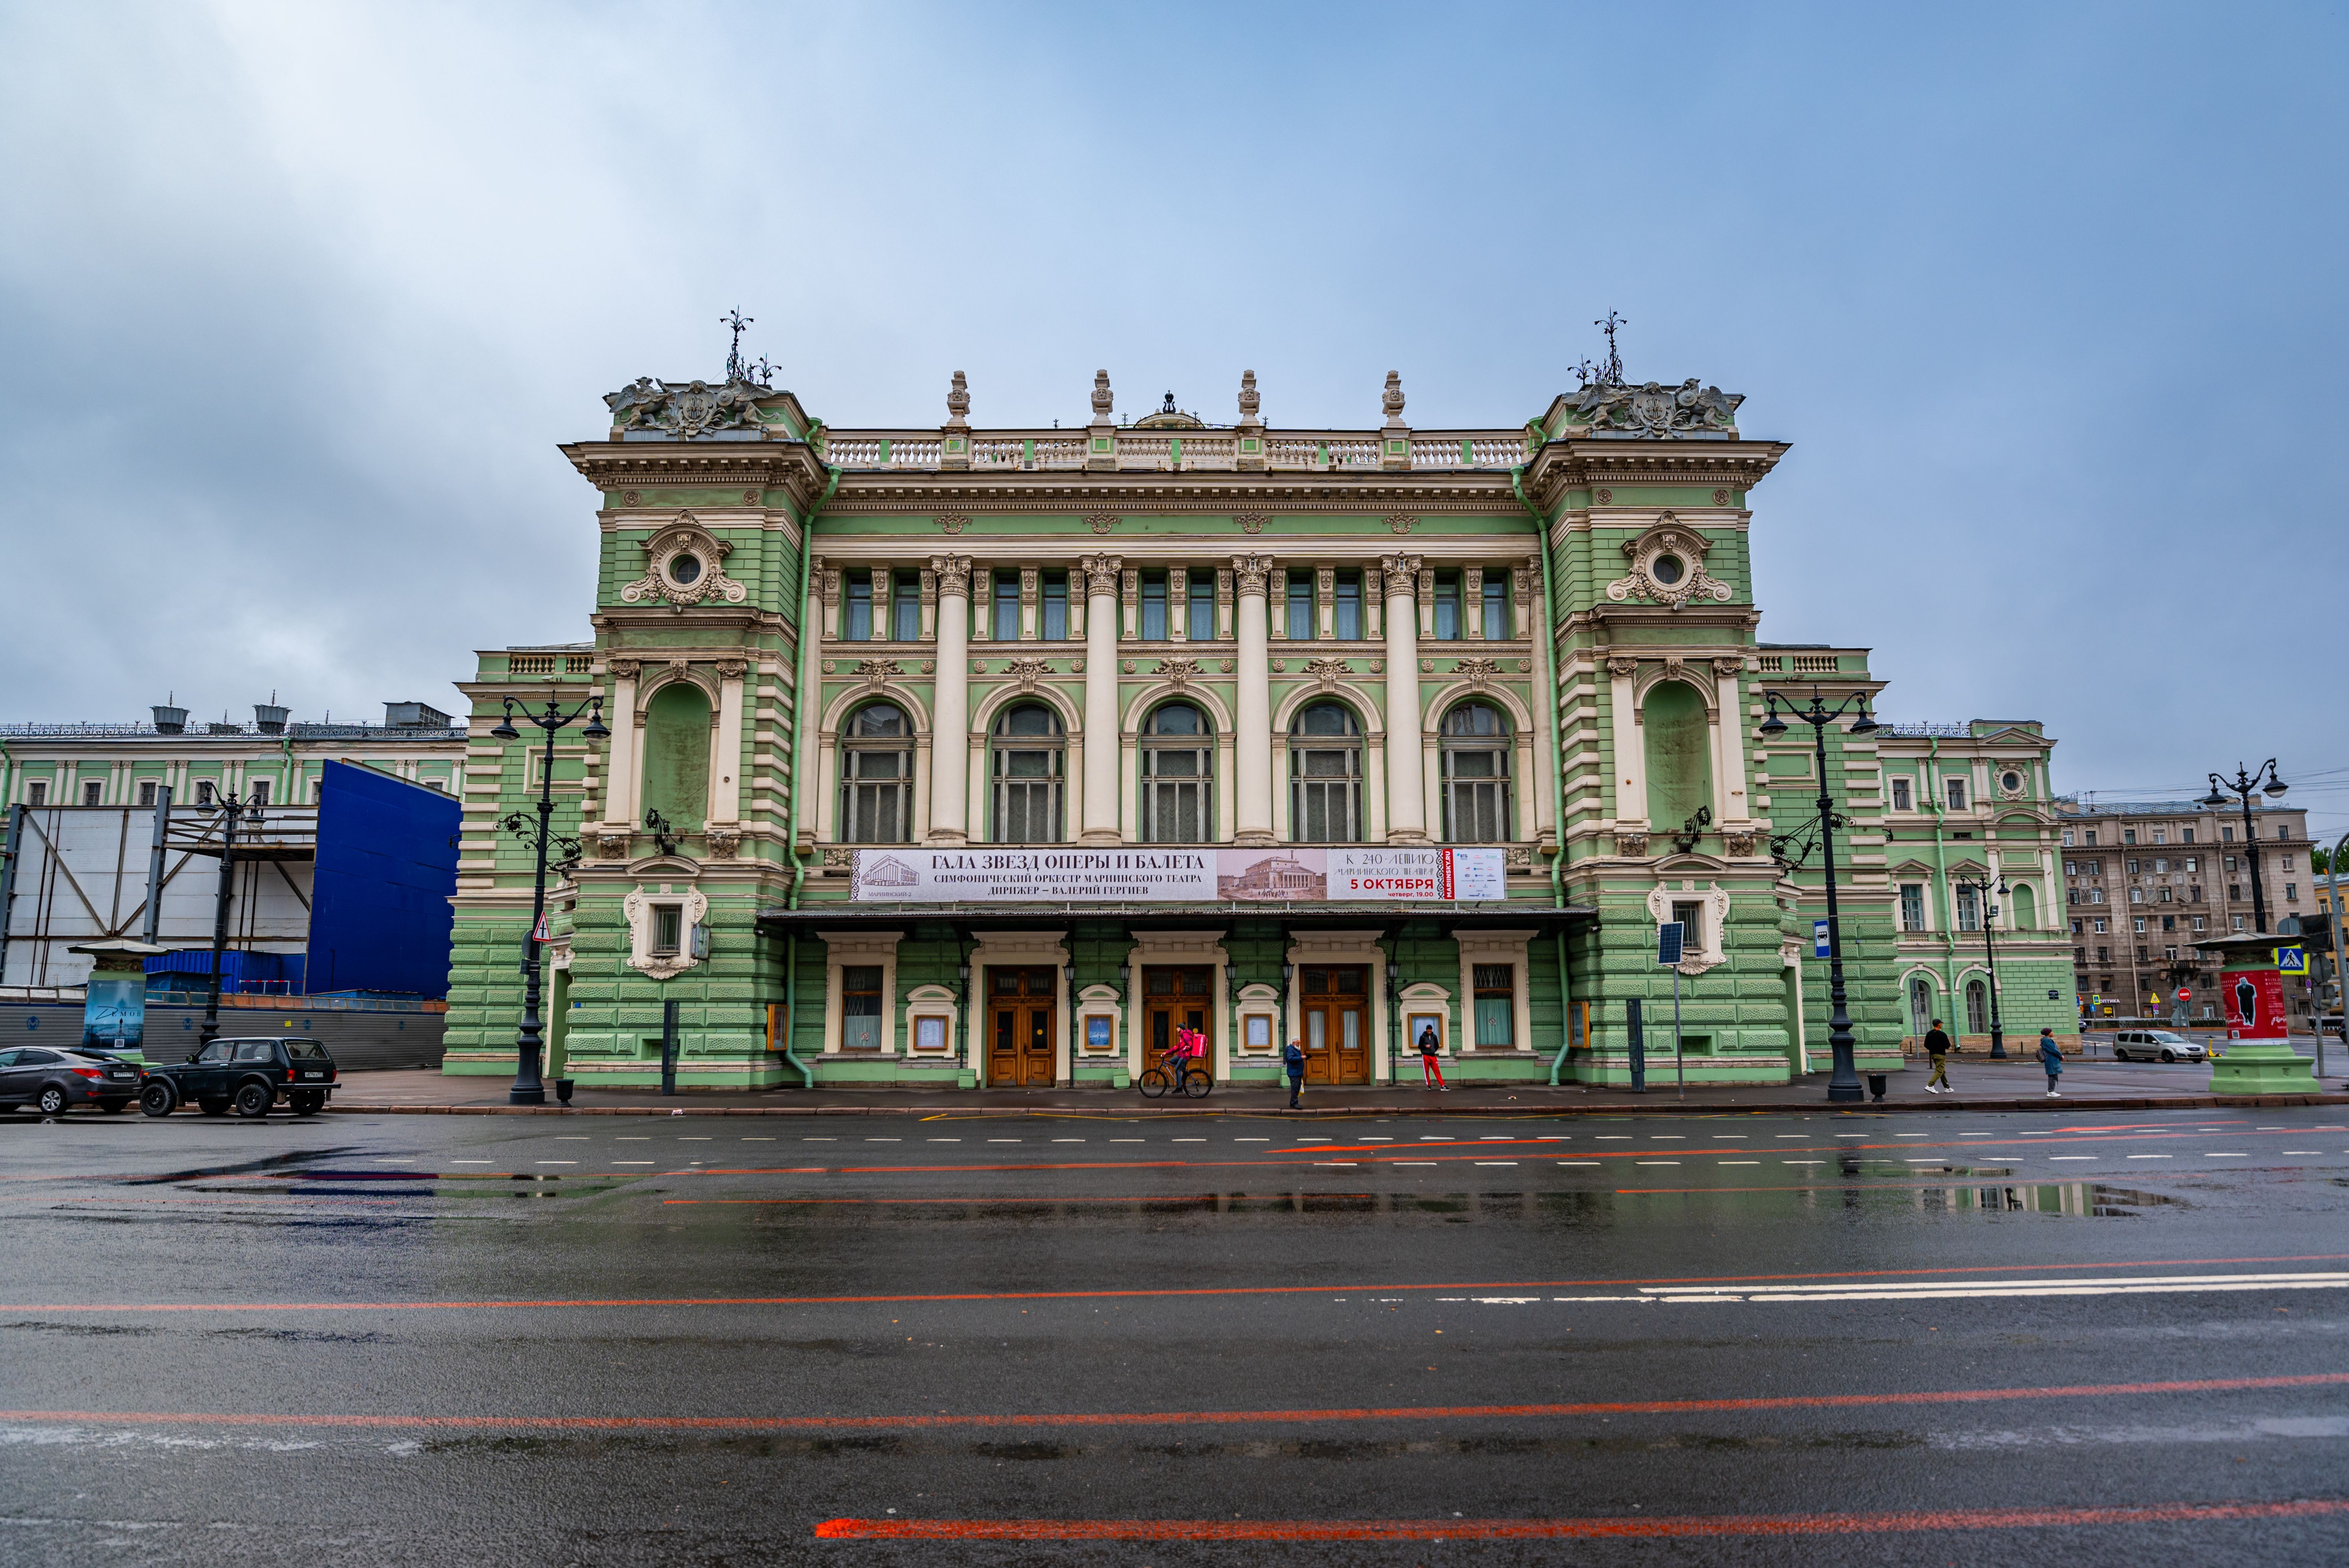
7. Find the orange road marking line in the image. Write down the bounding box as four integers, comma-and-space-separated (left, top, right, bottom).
812, 1499, 2349, 1540
6, 1372, 2346, 1436
7, 1254, 2343, 1314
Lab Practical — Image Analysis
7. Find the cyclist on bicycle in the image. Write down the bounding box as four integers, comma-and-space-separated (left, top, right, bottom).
1162, 1024, 1205, 1082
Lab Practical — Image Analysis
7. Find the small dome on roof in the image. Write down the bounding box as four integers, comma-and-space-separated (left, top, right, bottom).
1132, 390, 1205, 429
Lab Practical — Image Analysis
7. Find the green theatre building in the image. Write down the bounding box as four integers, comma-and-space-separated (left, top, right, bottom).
440, 364, 2075, 1090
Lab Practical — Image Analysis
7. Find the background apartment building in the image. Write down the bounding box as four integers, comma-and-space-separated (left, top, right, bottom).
2058, 798, 2313, 1024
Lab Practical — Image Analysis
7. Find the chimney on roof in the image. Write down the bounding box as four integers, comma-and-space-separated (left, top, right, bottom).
254, 700, 289, 735
151, 702, 188, 735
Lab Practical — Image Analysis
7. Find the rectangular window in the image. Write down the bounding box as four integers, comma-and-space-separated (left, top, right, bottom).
1140, 572, 1168, 640
2182, 827, 2194, 843
1333, 572, 1361, 640
2062, 827, 2074, 846
892, 573, 921, 640
992, 573, 1019, 640
2278, 825, 2289, 840
138, 781, 158, 807
194, 781, 215, 806
2222, 826, 2234, 842
2282, 853, 2295, 871
1187, 574, 1215, 640
2152, 828, 2166, 844
651, 904, 682, 956
1956, 883, 1981, 932
2158, 887, 2172, 903
1472, 964, 1515, 1048
1481, 575, 1509, 639
2085, 829, 2097, 845
2127, 859, 2140, 875
2287, 884, 2298, 901
2133, 916, 2147, 934
2191, 916, 2206, 931
1891, 777, 1913, 812
2123, 828, 2136, 845
2096, 946, 2109, 963
1946, 777, 1968, 811
2153, 858, 2167, 873
2161, 914, 2176, 931
1041, 572, 1068, 641
1285, 577, 1313, 639
81, 781, 103, 806
1900, 884, 1926, 931
2093, 919, 2107, 933
1671, 899, 1705, 954
2184, 856, 2197, 872
2225, 856, 2238, 872
1432, 572, 1462, 640
25, 780, 46, 806
2232, 914, 2246, 930
844, 576, 873, 641
841, 965, 884, 1052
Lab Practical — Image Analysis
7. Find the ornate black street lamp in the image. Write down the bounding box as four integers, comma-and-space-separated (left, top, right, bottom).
490, 693, 609, 1105
1952, 871, 2010, 1058
1759, 688, 1878, 1103
198, 785, 268, 1045
2202, 760, 2288, 933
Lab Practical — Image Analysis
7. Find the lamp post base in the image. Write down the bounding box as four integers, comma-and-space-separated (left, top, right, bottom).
510, 1041, 547, 1106
1825, 1082, 1865, 1103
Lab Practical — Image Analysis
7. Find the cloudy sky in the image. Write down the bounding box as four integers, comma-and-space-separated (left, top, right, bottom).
4, 3, 2345, 831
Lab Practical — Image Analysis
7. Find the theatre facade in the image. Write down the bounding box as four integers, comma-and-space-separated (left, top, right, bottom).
440, 362, 2071, 1090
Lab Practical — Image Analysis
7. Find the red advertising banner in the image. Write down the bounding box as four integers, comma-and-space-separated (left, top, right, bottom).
2222, 968, 2286, 1041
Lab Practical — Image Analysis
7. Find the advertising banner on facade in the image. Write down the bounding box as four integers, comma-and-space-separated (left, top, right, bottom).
851, 846, 1509, 904
2222, 967, 2286, 1041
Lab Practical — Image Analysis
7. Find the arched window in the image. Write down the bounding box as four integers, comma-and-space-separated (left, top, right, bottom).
1440, 702, 1511, 843
641, 681, 711, 834
838, 702, 912, 843
991, 703, 1064, 844
1289, 702, 1362, 843
1141, 702, 1212, 844
1909, 977, 1934, 1037
1965, 977, 1989, 1035
2009, 883, 2037, 930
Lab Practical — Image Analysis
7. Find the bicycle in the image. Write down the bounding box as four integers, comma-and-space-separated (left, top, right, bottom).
1138, 1052, 1213, 1099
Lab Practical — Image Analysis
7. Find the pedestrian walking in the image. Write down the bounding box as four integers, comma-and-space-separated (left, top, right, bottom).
1923, 1018, 1952, 1093
1281, 1038, 1305, 1109
2038, 1026, 2064, 1097
1416, 1022, 1447, 1090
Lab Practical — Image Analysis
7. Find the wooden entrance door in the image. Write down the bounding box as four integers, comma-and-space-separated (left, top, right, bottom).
987, 966, 1057, 1087
1144, 966, 1213, 1082
1299, 965, 1371, 1085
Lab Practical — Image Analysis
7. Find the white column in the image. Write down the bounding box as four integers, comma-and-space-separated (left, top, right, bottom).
1712, 656, 1750, 826
1380, 552, 1427, 842
1080, 554, 1122, 844
1608, 656, 1645, 829
710, 659, 746, 826
601, 660, 641, 828
1232, 555, 1274, 844
928, 555, 972, 843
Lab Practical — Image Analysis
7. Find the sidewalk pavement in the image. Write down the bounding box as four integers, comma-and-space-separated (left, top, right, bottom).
324, 1060, 2349, 1117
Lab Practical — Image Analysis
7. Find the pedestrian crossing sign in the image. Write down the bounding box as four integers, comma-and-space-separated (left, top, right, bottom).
2276, 945, 2308, 975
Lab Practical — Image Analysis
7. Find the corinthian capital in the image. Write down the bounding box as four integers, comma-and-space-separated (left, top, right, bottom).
1378, 554, 1423, 593
1230, 554, 1272, 597
1077, 554, 1122, 599
929, 554, 973, 597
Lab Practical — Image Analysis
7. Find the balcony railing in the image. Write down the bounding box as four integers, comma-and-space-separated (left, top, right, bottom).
814, 429, 1536, 474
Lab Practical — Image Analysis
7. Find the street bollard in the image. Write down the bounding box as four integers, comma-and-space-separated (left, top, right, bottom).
660, 999, 679, 1097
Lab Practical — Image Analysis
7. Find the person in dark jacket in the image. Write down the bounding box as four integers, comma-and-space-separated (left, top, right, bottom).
2038, 1027, 2064, 1097
1282, 1039, 1306, 1109
1923, 1018, 1953, 1094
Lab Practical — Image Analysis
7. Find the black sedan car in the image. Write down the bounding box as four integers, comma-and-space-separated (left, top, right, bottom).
0, 1046, 142, 1115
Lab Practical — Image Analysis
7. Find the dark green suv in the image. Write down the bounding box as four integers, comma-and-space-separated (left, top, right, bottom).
139, 1037, 338, 1119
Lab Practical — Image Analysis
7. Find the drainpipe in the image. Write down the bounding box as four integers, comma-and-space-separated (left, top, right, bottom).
781, 932, 814, 1087
1511, 463, 1578, 1086
777, 424, 836, 1090
784, 443, 840, 913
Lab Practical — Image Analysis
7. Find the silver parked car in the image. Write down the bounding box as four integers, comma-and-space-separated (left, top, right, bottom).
2110, 1029, 2209, 1064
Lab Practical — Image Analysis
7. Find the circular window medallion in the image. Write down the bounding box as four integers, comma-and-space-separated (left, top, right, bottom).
670, 553, 703, 585
2001, 770, 2023, 793
1651, 554, 1686, 586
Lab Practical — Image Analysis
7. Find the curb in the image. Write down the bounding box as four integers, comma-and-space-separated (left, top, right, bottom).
318, 1092, 2349, 1119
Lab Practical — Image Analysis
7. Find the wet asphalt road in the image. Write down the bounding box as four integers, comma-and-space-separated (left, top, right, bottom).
5, 1104, 2349, 1566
